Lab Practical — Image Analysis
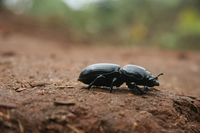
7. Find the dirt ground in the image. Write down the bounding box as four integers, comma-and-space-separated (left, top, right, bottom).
0, 24, 200, 132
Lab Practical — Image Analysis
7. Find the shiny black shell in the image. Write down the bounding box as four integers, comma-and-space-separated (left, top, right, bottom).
122, 65, 156, 86
78, 63, 124, 87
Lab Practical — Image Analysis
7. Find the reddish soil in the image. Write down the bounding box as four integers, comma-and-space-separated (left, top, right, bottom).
0, 16, 200, 133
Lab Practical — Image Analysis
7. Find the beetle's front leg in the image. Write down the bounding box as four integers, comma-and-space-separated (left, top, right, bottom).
127, 82, 146, 94
144, 86, 155, 91
127, 82, 137, 89
144, 86, 149, 91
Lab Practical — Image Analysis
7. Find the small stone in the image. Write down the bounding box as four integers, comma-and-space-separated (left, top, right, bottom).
54, 101, 75, 106
16, 88, 27, 92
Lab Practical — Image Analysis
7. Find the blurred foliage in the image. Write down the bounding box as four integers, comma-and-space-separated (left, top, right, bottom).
2, 0, 200, 50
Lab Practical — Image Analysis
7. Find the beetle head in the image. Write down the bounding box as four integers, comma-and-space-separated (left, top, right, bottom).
149, 73, 163, 86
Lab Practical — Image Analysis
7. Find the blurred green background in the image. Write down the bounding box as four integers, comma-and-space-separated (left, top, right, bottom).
1, 0, 200, 50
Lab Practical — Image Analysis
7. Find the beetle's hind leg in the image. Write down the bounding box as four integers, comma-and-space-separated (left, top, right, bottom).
109, 77, 117, 93
87, 75, 105, 90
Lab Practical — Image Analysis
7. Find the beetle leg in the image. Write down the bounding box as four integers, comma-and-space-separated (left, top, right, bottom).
87, 75, 105, 90
128, 82, 146, 94
109, 77, 117, 93
136, 86, 146, 94
144, 86, 149, 91
127, 82, 137, 89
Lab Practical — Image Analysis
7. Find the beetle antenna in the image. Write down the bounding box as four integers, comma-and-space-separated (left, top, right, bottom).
152, 73, 163, 80
156, 73, 163, 78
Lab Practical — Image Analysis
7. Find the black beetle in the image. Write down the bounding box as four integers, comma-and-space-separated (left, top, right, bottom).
78, 63, 163, 94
